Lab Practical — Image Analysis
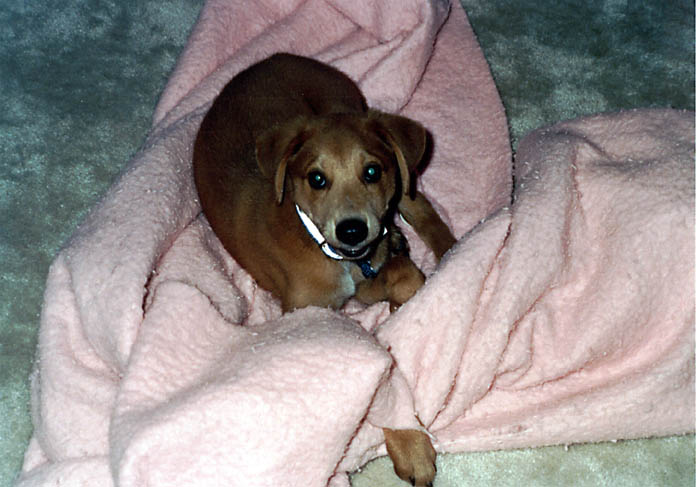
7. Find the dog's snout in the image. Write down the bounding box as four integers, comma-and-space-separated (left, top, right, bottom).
336, 218, 368, 246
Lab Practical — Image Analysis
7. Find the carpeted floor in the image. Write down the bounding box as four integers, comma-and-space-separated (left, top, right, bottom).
1, 0, 693, 485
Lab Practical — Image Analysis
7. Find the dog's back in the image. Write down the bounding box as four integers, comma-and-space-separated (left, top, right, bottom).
198, 53, 366, 155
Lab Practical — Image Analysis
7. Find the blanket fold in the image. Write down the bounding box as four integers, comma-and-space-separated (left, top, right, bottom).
19, 0, 694, 485
380, 109, 694, 455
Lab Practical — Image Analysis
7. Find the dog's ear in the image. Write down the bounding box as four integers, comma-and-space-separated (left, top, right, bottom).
255, 118, 310, 204
369, 111, 426, 197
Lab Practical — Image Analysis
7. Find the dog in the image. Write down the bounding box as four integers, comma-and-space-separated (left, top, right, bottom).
194, 53, 455, 486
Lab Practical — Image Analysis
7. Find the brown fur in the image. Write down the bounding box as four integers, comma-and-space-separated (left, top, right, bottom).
193, 53, 454, 486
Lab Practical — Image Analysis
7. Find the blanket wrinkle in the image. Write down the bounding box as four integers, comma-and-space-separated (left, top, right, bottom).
60, 112, 204, 373
326, 0, 424, 41
18, 0, 694, 484
377, 208, 513, 429
339, 0, 450, 112
154, 0, 450, 137
112, 278, 393, 487
32, 255, 117, 461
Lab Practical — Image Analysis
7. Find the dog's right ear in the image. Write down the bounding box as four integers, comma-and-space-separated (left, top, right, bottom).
255, 118, 310, 204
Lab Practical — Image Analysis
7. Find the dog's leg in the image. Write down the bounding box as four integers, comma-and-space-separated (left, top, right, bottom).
383, 255, 426, 310
398, 192, 456, 262
355, 255, 425, 310
383, 428, 437, 486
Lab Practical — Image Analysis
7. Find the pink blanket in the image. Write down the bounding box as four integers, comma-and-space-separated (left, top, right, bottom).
19, 0, 694, 486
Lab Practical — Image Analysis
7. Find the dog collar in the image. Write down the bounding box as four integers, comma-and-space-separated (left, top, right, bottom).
294, 204, 382, 279
356, 259, 379, 279
295, 204, 345, 260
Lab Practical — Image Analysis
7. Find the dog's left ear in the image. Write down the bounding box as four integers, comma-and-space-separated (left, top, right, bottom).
256, 118, 309, 204
369, 111, 426, 197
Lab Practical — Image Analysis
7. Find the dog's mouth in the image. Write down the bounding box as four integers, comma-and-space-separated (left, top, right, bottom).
334, 243, 373, 260
295, 204, 384, 262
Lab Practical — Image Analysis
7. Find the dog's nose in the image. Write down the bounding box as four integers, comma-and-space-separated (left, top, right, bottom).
335, 218, 369, 246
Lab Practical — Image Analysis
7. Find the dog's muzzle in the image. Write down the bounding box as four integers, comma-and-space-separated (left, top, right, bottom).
295, 204, 385, 277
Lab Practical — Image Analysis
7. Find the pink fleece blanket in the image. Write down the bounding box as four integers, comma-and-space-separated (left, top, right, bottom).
19, 0, 694, 486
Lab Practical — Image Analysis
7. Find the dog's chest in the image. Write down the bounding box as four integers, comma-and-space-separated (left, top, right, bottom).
337, 261, 359, 300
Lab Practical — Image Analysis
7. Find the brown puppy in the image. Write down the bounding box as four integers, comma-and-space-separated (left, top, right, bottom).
194, 53, 454, 486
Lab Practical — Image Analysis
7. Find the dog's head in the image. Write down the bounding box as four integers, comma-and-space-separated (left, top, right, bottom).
255, 111, 426, 259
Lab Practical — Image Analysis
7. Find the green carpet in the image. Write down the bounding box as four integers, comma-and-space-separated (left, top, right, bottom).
463, 0, 694, 148
1, 0, 693, 485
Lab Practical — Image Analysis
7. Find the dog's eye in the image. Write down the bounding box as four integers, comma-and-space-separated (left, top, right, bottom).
308, 170, 327, 189
363, 164, 382, 184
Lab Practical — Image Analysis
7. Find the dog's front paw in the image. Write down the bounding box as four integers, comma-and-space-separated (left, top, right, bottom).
384, 255, 425, 310
383, 428, 437, 486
